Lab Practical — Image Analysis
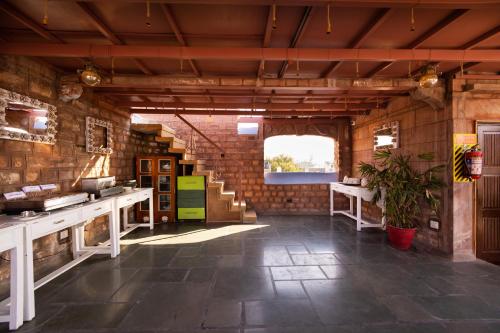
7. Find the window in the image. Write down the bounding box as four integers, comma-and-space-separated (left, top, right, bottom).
264, 135, 337, 185
237, 122, 259, 135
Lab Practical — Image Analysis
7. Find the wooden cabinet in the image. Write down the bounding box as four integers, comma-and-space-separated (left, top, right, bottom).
136, 156, 176, 223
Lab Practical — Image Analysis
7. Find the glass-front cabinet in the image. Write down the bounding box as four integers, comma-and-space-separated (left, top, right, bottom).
136, 156, 176, 223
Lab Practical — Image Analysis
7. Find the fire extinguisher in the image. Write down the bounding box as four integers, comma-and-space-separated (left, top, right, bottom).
464, 144, 483, 180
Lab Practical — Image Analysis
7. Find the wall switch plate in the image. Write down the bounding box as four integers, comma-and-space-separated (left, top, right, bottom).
429, 219, 440, 231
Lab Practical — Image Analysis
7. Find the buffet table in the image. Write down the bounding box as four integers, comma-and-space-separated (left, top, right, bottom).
0, 224, 24, 330
329, 182, 385, 231
0, 187, 154, 322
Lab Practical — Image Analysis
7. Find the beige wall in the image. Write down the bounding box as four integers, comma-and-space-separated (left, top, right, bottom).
352, 96, 453, 253
451, 79, 500, 260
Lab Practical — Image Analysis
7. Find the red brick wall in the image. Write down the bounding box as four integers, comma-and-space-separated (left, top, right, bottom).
0, 56, 149, 286
352, 96, 453, 253
136, 114, 352, 215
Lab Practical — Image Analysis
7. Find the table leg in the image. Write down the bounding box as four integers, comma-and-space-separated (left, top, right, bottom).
349, 195, 354, 215
109, 203, 120, 258
71, 225, 80, 259
24, 228, 35, 321
148, 194, 154, 230
9, 232, 23, 330
122, 206, 129, 230
329, 186, 334, 216
356, 196, 362, 231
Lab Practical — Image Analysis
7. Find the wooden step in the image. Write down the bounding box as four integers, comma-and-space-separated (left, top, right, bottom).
243, 209, 257, 223
192, 170, 213, 182
131, 123, 176, 136
156, 136, 186, 149
230, 200, 246, 213
220, 191, 235, 201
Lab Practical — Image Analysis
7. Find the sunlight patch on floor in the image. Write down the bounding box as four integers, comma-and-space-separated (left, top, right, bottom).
120, 224, 269, 245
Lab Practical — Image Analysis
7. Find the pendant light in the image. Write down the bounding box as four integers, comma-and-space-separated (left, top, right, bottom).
419, 65, 439, 88
79, 64, 101, 87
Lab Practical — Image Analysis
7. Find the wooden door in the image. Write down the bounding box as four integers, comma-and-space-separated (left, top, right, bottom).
476, 124, 500, 264
136, 156, 176, 224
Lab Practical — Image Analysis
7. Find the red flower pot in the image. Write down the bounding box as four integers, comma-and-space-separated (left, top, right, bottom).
386, 225, 416, 250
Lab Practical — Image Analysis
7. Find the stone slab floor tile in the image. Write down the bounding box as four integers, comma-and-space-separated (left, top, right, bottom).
244, 299, 321, 327
271, 266, 326, 280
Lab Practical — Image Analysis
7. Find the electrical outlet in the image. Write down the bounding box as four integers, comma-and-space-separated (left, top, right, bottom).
58, 229, 69, 243
429, 219, 440, 231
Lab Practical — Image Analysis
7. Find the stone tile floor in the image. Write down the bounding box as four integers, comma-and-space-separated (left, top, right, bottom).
2, 215, 500, 332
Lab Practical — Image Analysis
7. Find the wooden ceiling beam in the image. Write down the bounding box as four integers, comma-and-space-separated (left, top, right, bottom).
3, 43, 499, 62
278, 6, 315, 78
95, 90, 405, 98
59, 75, 419, 91
366, 9, 470, 77
119, 101, 380, 110
130, 109, 370, 116
323, 8, 394, 78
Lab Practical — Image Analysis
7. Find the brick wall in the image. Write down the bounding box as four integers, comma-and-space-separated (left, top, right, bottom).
0, 56, 149, 287
137, 114, 352, 215
352, 96, 453, 253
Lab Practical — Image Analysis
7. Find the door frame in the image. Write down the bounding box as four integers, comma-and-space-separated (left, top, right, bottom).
475, 121, 500, 261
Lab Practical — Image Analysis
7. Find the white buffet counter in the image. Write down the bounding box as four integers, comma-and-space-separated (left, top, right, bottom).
329, 182, 385, 231
0, 187, 153, 323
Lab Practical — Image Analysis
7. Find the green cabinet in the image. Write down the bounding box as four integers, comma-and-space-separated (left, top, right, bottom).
177, 176, 206, 220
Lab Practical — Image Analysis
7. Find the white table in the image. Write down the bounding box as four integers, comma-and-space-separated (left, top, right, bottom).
114, 188, 154, 235
0, 188, 155, 323
0, 224, 24, 330
329, 182, 385, 231
0, 197, 118, 321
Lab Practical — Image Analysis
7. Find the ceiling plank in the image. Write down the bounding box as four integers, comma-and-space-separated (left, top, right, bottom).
0, 2, 64, 43
60, 1, 500, 10
160, 3, 201, 77
412, 24, 500, 77
323, 8, 393, 78
76, 1, 153, 75
257, 5, 274, 77
278, 6, 315, 78
366, 8, 470, 77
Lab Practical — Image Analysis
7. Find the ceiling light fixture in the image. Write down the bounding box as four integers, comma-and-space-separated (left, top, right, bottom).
419, 65, 439, 88
42, 0, 48, 25
272, 3, 277, 30
146, 0, 151, 27
326, 3, 332, 34
79, 64, 101, 87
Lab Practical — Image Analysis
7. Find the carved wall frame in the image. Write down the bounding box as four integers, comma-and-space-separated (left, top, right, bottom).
86, 116, 113, 154
373, 121, 399, 151
0, 88, 57, 144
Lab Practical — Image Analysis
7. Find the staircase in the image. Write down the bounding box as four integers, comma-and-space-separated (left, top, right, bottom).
131, 123, 256, 223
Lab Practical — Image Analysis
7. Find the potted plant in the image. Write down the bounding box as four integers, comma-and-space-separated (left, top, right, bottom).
359, 150, 445, 250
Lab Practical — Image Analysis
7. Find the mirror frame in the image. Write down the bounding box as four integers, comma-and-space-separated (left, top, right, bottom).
373, 121, 399, 151
86, 116, 113, 154
0, 88, 57, 144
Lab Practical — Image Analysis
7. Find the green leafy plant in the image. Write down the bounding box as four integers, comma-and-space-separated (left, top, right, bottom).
359, 150, 445, 229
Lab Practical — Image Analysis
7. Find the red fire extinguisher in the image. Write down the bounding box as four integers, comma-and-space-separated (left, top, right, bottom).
464, 144, 483, 180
